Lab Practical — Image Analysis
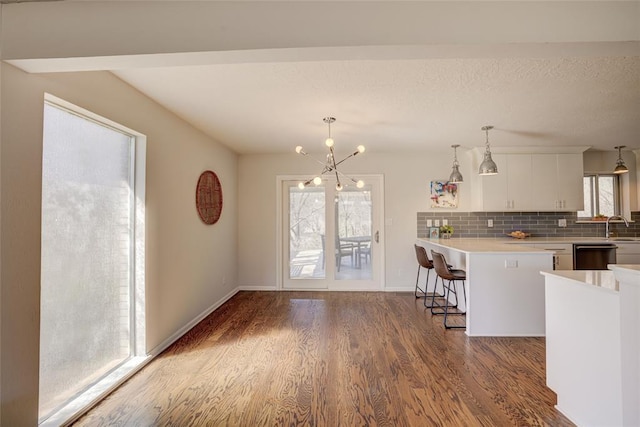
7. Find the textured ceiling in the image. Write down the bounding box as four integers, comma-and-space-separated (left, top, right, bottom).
3, 1, 637, 156
113, 55, 640, 155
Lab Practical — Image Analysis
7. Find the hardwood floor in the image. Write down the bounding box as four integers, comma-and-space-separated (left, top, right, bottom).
73, 291, 574, 426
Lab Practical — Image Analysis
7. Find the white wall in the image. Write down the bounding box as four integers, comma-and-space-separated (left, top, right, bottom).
238, 150, 473, 291
0, 64, 238, 425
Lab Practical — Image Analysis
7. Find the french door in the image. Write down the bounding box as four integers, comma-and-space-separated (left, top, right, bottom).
280, 175, 384, 291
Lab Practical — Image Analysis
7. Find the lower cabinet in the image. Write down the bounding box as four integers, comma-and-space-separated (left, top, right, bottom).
615, 243, 640, 264
535, 243, 573, 270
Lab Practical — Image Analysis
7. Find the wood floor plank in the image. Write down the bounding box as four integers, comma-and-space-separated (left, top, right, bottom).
72, 291, 574, 426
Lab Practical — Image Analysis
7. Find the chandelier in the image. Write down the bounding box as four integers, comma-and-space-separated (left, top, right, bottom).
295, 117, 365, 191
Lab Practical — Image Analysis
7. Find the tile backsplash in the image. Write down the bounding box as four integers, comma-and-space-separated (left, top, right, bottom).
417, 211, 640, 239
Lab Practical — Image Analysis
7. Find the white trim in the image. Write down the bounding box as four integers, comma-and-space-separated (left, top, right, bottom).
39, 96, 148, 426
239, 286, 278, 291
147, 287, 240, 357
276, 174, 386, 291
44, 93, 141, 138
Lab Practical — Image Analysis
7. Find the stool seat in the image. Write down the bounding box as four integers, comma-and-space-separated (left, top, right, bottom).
444, 269, 466, 281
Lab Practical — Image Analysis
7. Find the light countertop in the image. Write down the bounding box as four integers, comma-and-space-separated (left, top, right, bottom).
417, 238, 551, 254
418, 236, 640, 254
541, 270, 619, 292
501, 236, 640, 244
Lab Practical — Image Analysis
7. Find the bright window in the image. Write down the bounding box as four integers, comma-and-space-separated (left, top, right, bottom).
39, 96, 146, 424
577, 173, 620, 218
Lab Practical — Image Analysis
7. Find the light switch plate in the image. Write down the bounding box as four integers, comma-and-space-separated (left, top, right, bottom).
505, 259, 518, 268
434, 220, 440, 227
442, 219, 448, 226
427, 219, 432, 227
488, 219, 494, 228
558, 219, 567, 227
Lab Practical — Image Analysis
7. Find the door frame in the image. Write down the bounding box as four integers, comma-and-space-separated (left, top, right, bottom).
276, 174, 385, 291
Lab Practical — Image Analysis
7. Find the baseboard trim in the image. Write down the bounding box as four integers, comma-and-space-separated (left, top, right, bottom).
239, 285, 278, 291
148, 286, 240, 357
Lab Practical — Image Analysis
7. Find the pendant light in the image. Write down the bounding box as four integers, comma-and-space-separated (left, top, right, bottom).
478, 125, 498, 176
613, 145, 629, 174
448, 144, 463, 183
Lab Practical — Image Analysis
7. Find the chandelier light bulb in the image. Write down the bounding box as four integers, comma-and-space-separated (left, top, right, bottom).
356, 180, 365, 188
313, 176, 322, 186
336, 183, 343, 191
297, 182, 305, 190
357, 145, 365, 154
325, 138, 334, 148
295, 146, 304, 154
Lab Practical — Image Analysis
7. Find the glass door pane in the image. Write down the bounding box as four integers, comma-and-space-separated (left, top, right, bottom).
335, 185, 372, 281
282, 176, 383, 291
288, 185, 326, 281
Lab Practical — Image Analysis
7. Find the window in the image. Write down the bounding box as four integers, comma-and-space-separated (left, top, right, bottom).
577, 173, 621, 218
39, 95, 146, 425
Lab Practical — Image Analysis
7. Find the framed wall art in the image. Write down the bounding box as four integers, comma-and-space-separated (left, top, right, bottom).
429, 227, 440, 239
430, 181, 458, 208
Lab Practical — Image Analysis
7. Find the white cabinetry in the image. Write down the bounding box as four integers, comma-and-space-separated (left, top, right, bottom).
510, 242, 573, 269
476, 154, 533, 211
536, 243, 573, 270
532, 154, 584, 211
615, 243, 640, 265
469, 148, 586, 212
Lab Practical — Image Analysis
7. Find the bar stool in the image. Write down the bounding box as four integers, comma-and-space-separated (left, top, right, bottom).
430, 250, 467, 330
414, 244, 435, 298
414, 245, 454, 309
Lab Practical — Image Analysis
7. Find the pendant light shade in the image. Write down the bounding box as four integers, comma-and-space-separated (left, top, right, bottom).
448, 144, 463, 183
478, 125, 498, 176
613, 145, 629, 174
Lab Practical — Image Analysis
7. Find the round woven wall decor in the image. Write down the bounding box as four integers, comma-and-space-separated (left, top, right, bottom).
195, 170, 223, 225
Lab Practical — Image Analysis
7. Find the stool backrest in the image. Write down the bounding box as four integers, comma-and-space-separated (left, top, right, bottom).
431, 250, 455, 280
414, 244, 433, 269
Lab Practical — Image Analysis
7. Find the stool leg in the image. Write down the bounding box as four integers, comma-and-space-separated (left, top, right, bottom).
430, 278, 457, 314
443, 279, 466, 330
424, 272, 439, 308
414, 264, 423, 298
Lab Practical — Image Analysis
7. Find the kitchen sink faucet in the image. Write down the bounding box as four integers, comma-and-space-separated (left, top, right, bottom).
605, 215, 629, 239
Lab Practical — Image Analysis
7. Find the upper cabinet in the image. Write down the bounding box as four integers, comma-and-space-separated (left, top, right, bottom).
480, 154, 533, 211
531, 154, 584, 211
469, 148, 585, 212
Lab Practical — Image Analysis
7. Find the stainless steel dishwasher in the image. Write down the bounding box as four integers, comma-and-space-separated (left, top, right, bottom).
572, 243, 617, 270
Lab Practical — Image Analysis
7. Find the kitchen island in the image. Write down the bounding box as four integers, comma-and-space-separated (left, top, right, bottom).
541, 265, 640, 427
416, 238, 553, 336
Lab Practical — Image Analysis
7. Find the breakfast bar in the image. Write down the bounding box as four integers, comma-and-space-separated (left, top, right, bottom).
416, 238, 553, 336
541, 265, 640, 427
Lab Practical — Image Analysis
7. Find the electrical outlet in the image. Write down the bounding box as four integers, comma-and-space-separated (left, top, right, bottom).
427, 219, 432, 227
488, 219, 494, 228
558, 218, 567, 227
505, 260, 518, 268
434, 220, 440, 227
442, 219, 448, 226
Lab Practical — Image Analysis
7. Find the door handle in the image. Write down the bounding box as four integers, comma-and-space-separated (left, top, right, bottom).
375, 231, 379, 243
